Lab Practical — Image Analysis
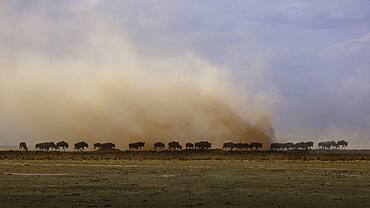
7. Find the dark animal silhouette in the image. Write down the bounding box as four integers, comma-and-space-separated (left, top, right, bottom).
194, 141, 212, 150
294, 142, 306, 150
129, 143, 136, 150
168, 141, 182, 150
129, 142, 136, 150
185, 143, 194, 150
233, 143, 242, 150
35, 142, 57, 151
19, 142, 28, 151
337, 140, 348, 149
270, 143, 280, 150
271, 141, 313, 151
223, 142, 252, 151
304, 141, 314, 149
318, 141, 336, 150
154, 142, 165, 150
74, 141, 88, 151
35, 143, 43, 151
233, 143, 250, 151
129, 142, 145, 150
136, 142, 145, 149
101, 143, 116, 151
94, 143, 102, 150
271, 143, 289, 150
282, 142, 294, 150
56, 141, 69, 151
241, 143, 250, 150
50, 142, 58, 151
250, 142, 263, 150
223, 142, 235, 151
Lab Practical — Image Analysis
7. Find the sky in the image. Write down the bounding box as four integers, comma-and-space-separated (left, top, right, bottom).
0, 0, 370, 148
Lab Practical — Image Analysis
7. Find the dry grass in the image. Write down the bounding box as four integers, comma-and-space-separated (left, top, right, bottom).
1, 149, 370, 161
0, 159, 369, 208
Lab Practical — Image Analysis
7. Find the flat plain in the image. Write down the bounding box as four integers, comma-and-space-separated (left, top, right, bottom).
0, 154, 370, 208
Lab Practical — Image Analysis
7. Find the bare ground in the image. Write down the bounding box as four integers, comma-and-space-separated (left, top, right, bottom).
0, 159, 369, 208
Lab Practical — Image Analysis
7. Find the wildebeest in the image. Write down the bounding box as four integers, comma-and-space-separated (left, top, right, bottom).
129, 142, 145, 150
250, 142, 263, 150
294, 142, 306, 150
94, 143, 102, 150
194, 141, 211, 150
19, 142, 28, 151
154, 142, 165, 150
337, 140, 348, 149
129, 143, 135, 150
318, 141, 336, 150
270, 142, 294, 150
168, 141, 182, 150
101, 143, 115, 151
185, 143, 194, 150
233, 143, 242, 150
235, 143, 250, 151
282, 142, 294, 150
304, 141, 314, 149
56, 141, 69, 151
35, 142, 57, 151
35, 143, 43, 151
223, 142, 235, 151
223, 142, 251, 151
270, 143, 281, 150
271, 141, 313, 151
294, 142, 312, 150
49, 142, 57, 151
74, 141, 88, 151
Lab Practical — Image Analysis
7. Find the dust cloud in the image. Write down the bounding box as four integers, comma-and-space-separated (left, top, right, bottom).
0, 28, 273, 149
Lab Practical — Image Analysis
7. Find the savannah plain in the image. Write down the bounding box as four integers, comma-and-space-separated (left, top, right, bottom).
1, 151, 370, 208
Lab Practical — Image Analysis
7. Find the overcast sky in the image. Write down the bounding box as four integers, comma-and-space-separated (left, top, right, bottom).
1, 0, 370, 147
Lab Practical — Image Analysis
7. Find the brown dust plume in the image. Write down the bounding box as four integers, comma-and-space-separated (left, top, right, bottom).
0, 31, 273, 149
